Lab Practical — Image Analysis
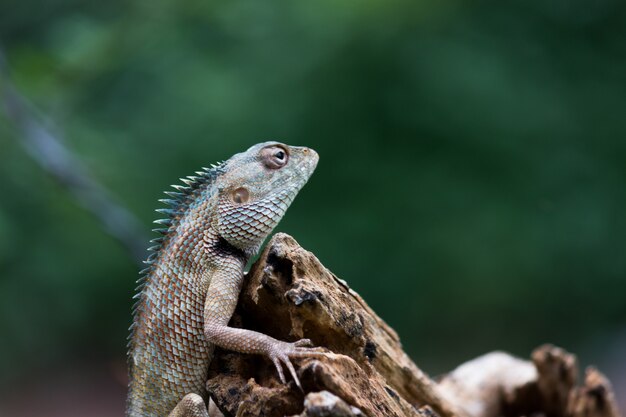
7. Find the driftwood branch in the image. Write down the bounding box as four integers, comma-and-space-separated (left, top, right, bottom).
207, 233, 622, 417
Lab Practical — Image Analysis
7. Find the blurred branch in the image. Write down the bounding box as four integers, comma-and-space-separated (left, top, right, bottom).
0, 48, 148, 265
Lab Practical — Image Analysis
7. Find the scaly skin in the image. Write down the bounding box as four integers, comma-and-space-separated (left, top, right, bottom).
127, 142, 320, 417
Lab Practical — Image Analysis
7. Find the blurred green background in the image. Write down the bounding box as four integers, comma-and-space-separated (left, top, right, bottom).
1, 0, 625, 414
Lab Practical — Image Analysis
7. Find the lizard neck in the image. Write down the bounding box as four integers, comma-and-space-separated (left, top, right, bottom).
162, 192, 247, 267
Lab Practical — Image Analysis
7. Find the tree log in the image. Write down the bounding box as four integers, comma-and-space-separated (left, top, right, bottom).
206, 233, 622, 417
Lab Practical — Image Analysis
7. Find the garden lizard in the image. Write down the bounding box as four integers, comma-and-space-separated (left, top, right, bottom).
126, 142, 321, 416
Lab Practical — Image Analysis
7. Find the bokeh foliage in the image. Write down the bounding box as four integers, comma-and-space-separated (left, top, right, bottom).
1, 0, 625, 385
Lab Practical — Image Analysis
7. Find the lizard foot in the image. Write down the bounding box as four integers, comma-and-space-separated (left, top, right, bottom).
267, 338, 327, 389
168, 394, 224, 417
168, 393, 210, 417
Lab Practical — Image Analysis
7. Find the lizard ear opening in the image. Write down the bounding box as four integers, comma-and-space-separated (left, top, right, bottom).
231, 187, 250, 204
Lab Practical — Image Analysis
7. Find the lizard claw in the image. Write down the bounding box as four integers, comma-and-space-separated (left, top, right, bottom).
268, 339, 327, 390
270, 351, 301, 389
271, 357, 287, 385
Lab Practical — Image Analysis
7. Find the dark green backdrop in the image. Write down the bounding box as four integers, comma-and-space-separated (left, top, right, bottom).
1, 0, 625, 407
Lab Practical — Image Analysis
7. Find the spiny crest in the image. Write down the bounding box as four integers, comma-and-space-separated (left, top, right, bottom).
148, 161, 225, 261
127, 161, 226, 354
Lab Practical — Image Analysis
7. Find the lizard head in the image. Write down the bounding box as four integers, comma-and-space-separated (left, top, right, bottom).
213, 141, 318, 255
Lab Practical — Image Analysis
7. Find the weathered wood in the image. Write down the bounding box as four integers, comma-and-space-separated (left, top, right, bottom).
437, 351, 537, 417
569, 367, 621, 417
206, 233, 622, 417
207, 233, 453, 417
438, 345, 622, 417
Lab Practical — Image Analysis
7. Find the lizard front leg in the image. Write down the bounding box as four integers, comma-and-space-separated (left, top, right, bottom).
203, 256, 324, 389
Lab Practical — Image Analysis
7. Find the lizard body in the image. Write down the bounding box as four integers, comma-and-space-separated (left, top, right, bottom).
127, 142, 320, 417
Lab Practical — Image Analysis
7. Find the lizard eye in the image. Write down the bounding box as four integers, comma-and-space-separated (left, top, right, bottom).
231, 187, 250, 204
261, 146, 289, 169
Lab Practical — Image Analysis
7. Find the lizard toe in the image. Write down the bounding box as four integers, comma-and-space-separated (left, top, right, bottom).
293, 338, 313, 347
271, 356, 287, 384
